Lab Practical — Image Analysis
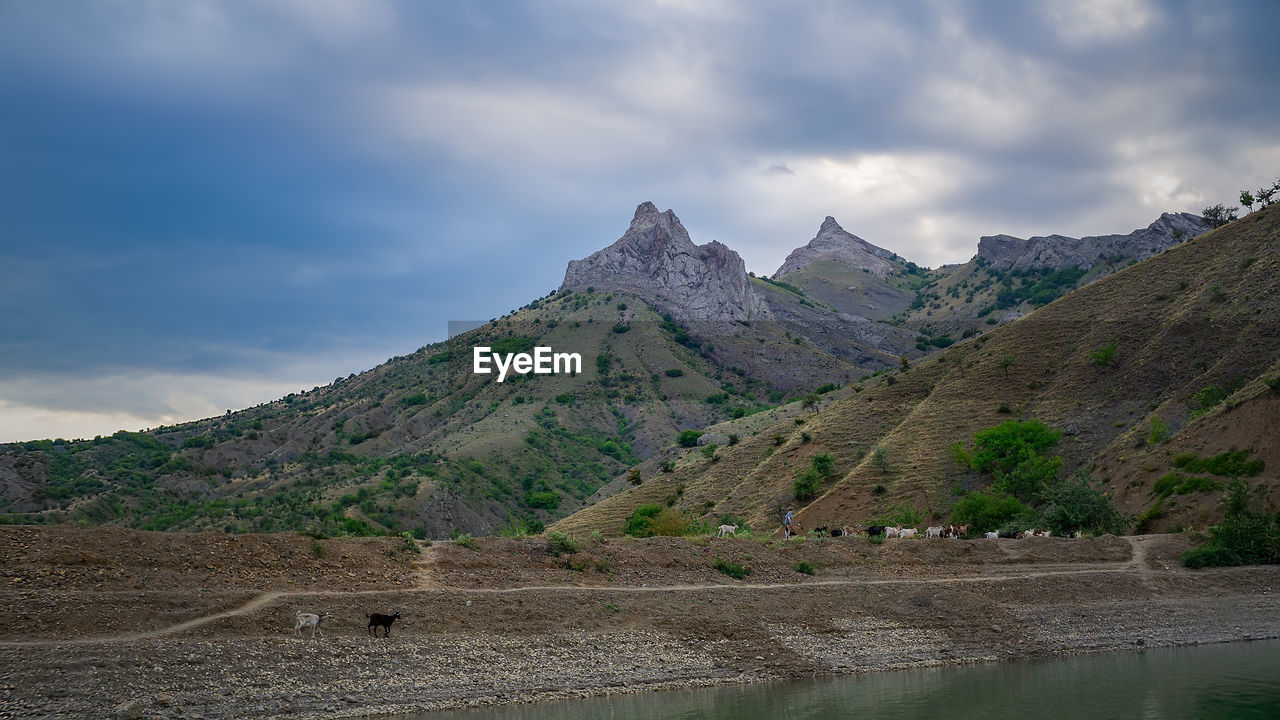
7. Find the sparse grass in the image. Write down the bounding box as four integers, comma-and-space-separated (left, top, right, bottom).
712, 558, 751, 579
793, 561, 817, 575
452, 532, 479, 550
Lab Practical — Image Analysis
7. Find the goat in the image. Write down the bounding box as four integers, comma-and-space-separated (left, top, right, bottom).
293, 611, 333, 638
1022, 529, 1036, 538
812, 524, 829, 536
885, 526, 900, 538
899, 528, 918, 539
925, 526, 943, 539
717, 524, 739, 537
866, 525, 886, 537
957, 524, 970, 538
1036, 529, 1051, 538
367, 610, 401, 638
985, 531, 999, 539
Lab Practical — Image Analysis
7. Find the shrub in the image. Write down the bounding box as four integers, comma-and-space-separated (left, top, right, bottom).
402, 392, 428, 407
627, 469, 642, 486
623, 504, 687, 537
1182, 480, 1280, 568
182, 435, 214, 449
951, 490, 1028, 533
793, 468, 821, 501
965, 419, 1062, 500
612, 323, 631, 334
712, 558, 752, 579
811, 453, 835, 477
546, 531, 579, 557
794, 561, 817, 575
527, 490, 561, 510
1038, 475, 1129, 537
1148, 417, 1170, 446
453, 532, 479, 550
677, 430, 703, 448
665, 368, 684, 377
1173, 450, 1264, 477
1090, 339, 1119, 366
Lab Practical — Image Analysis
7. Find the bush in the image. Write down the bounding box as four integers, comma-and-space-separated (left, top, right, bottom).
546, 531, 579, 557
665, 368, 684, 377
951, 490, 1028, 533
712, 558, 752, 579
1038, 475, 1129, 537
794, 561, 817, 575
453, 532, 479, 550
623, 504, 687, 537
1182, 480, 1280, 568
1173, 450, 1263, 478
402, 392, 428, 407
677, 430, 703, 448
793, 467, 822, 501
1091, 339, 1119, 366
968, 419, 1062, 500
527, 490, 561, 510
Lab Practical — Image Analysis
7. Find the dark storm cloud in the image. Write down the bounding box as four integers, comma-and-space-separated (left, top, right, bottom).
0, 0, 1277, 440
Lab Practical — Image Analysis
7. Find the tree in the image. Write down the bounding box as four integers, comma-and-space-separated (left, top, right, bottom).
1201, 203, 1239, 228
802, 392, 820, 411
1257, 182, 1277, 208
998, 356, 1015, 378
969, 419, 1063, 501
1240, 190, 1255, 212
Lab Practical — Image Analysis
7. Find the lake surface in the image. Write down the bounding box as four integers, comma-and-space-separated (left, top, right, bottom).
406, 640, 1280, 719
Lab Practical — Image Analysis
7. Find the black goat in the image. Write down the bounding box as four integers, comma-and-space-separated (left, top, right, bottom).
866, 525, 886, 537
366, 610, 401, 638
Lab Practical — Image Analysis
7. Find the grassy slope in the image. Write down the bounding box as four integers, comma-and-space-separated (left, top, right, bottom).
556, 206, 1280, 537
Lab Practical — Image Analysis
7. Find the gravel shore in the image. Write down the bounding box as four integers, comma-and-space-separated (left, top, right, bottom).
0, 529, 1276, 719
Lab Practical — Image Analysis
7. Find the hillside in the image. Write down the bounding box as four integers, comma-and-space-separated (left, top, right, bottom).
0, 205, 915, 539
553, 205, 1278, 537
0, 202, 1227, 540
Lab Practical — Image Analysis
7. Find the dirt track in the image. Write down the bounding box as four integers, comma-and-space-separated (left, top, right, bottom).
0, 527, 1277, 719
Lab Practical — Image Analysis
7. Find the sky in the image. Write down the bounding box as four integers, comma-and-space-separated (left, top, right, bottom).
1, 0, 1278, 443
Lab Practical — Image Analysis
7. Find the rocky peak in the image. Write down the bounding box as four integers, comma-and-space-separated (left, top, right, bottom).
977, 212, 1211, 272
774, 216, 898, 279
560, 202, 769, 322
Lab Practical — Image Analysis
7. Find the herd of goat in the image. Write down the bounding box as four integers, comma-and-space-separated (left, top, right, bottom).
777, 522, 1074, 540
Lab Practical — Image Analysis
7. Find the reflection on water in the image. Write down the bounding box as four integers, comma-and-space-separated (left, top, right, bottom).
405, 640, 1280, 720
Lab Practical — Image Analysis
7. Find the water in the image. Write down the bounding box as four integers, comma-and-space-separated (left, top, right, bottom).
405, 640, 1280, 720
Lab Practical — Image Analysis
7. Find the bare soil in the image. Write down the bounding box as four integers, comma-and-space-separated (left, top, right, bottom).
0, 527, 1277, 719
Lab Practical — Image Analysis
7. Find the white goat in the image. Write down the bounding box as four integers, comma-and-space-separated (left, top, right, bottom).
293, 611, 334, 638
1037, 529, 1051, 537
1022, 529, 1036, 538
885, 526, 901, 538
926, 526, 943, 539
899, 528, 918, 539
717, 524, 739, 537
985, 531, 999, 539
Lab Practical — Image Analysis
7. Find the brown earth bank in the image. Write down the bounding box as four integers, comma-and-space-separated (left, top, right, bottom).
0, 527, 1277, 719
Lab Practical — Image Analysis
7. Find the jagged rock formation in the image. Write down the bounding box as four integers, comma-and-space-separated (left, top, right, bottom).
977, 212, 1211, 272
774, 216, 898, 279
560, 202, 769, 322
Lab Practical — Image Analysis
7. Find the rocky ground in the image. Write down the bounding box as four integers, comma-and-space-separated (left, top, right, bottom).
0, 527, 1276, 719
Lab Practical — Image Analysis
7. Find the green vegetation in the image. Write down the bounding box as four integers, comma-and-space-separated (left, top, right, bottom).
793, 452, 836, 501
1148, 417, 1171, 446
664, 368, 684, 377
950, 491, 1028, 533
793, 561, 817, 575
623, 503, 687, 537
1173, 450, 1264, 478
677, 430, 704, 448
1091, 338, 1119, 367
1182, 480, 1280, 568
712, 557, 752, 579
1152, 472, 1222, 498
951, 420, 1126, 536
452, 532, 479, 550
545, 531, 579, 556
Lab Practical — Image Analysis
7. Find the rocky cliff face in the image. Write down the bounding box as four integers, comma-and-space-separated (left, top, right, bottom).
977, 212, 1210, 272
774, 216, 898, 279
560, 202, 769, 321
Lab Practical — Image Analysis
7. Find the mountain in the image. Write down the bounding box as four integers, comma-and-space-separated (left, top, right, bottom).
976, 212, 1210, 272
0, 203, 911, 538
562, 202, 768, 322
0, 201, 1228, 541
552, 204, 1278, 538
775, 216, 898, 279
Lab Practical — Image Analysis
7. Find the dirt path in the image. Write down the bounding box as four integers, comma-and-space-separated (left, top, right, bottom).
0, 554, 1155, 648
